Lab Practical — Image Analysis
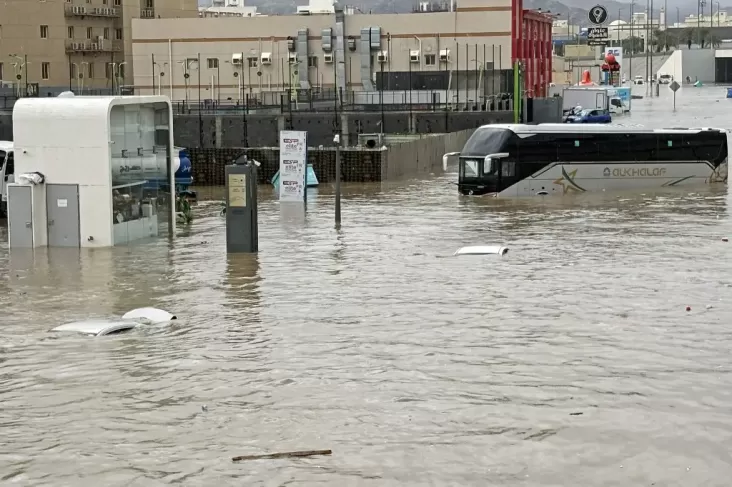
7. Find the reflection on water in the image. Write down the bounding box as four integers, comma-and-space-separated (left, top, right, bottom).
3, 92, 732, 485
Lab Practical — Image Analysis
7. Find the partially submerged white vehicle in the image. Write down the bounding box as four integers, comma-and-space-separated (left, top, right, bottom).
0, 140, 14, 217
51, 307, 176, 337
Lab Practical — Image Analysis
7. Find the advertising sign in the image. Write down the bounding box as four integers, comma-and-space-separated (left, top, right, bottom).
604, 46, 624, 71
278, 130, 307, 203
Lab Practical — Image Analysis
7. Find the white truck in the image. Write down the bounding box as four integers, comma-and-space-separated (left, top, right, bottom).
562, 86, 627, 115
562, 87, 610, 112
0, 141, 14, 217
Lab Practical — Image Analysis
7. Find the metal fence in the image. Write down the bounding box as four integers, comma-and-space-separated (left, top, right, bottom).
171, 87, 514, 115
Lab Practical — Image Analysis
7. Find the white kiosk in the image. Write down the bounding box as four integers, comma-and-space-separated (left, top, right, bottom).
7, 95, 176, 248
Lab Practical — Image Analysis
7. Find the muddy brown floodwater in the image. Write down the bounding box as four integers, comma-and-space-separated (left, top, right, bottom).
2, 86, 732, 486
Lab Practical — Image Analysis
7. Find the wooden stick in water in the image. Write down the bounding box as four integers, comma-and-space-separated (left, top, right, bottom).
232, 449, 332, 462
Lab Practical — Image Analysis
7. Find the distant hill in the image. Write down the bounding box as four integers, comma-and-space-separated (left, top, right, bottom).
198, 0, 721, 25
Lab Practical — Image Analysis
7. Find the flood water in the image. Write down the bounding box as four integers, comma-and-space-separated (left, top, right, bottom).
3, 86, 732, 486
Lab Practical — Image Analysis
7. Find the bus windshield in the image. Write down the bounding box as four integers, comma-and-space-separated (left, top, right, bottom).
461, 127, 511, 157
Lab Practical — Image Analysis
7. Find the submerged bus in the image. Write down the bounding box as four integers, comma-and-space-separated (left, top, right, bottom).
455, 124, 728, 197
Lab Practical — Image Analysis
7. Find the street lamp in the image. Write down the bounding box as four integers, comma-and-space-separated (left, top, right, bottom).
116, 61, 127, 95
9, 54, 29, 97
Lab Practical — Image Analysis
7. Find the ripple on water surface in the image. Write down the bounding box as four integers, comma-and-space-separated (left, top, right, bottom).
3, 91, 732, 485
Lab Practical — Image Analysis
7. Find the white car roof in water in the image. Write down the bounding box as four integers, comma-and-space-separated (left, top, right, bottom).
52, 319, 140, 336
478, 124, 727, 135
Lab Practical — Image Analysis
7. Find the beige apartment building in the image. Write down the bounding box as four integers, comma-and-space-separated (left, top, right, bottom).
131, 0, 516, 102
0, 0, 197, 94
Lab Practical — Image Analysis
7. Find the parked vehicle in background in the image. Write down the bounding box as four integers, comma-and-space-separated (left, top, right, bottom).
658, 73, 672, 84
634, 75, 644, 85
566, 109, 612, 124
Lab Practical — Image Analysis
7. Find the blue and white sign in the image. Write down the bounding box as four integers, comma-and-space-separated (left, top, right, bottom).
279, 130, 308, 203
604, 46, 624, 70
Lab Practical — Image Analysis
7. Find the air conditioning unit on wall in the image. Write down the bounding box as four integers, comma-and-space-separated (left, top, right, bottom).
439, 49, 450, 63
323, 53, 333, 63
377, 51, 388, 63
409, 50, 420, 63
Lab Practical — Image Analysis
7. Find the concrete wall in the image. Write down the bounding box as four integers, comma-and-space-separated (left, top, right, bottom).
656, 50, 683, 82
681, 49, 716, 82
381, 129, 474, 179
172, 110, 513, 148
188, 130, 476, 185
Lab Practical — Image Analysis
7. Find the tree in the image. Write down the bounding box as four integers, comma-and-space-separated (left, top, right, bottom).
621, 36, 644, 54
651, 29, 677, 52
679, 27, 696, 48
705, 31, 721, 48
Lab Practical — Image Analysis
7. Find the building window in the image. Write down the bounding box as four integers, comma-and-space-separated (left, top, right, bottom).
41, 62, 50, 80
88, 62, 94, 78
247, 57, 257, 68
102, 0, 108, 4
0, 63, 3, 81
103, 27, 109, 40
87, 27, 92, 39
144, 0, 153, 8
425, 54, 436, 65
115, 28, 122, 40
40, 25, 48, 38
105, 63, 112, 79
207, 58, 218, 69
114, 0, 121, 5
68, 26, 74, 39
308, 56, 318, 68
70, 63, 77, 79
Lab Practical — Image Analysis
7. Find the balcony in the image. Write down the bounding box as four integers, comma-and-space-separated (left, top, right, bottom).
140, 8, 155, 18
66, 40, 123, 53
65, 5, 121, 17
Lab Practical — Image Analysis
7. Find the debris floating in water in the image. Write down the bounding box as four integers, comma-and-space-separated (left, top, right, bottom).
232, 449, 332, 462
686, 306, 692, 312
454, 246, 509, 256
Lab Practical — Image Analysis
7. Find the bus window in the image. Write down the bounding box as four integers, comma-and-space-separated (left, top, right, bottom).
5, 152, 13, 176
501, 161, 516, 177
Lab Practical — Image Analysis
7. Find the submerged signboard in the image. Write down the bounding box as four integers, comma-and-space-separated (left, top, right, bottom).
278, 130, 308, 203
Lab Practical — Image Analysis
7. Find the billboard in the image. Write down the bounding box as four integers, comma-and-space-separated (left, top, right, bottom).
278, 130, 308, 203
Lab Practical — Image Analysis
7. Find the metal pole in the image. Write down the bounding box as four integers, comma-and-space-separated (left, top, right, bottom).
217, 63, 221, 104
241, 52, 247, 147
408, 51, 412, 121
152, 54, 156, 95
645, 0, 650, 95
629, 1, 634, 82
380, 60, 384, 133
198, 53, 202, 148
335, 135, 341, 227
24, 54, 28, 96
474, 43, 478, 109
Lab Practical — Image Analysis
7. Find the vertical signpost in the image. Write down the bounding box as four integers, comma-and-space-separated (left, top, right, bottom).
278, 130, 308, 204
588, 6, 610, 84
669, 80, 680, 112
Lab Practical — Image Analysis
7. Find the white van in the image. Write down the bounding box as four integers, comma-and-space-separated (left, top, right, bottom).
0, 141, 14, 217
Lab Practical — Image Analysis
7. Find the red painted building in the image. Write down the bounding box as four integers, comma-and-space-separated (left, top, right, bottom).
511, 0, 553, 97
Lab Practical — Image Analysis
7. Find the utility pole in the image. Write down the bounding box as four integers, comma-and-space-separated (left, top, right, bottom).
629, 0, 634, 83
645, 0, 650, 95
